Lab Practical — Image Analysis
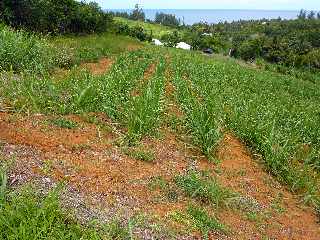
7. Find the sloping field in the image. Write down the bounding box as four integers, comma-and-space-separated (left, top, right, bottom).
0, 34, 320, 239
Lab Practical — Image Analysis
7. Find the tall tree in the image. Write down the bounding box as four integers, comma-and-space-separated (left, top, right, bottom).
130, 4, 145, 21
298, 9, 307, 19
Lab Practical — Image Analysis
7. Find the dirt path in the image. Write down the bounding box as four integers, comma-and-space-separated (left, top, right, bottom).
80, 57, 114, 76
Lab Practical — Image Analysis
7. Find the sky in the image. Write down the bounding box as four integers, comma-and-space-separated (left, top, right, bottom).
91, 0, 320, 10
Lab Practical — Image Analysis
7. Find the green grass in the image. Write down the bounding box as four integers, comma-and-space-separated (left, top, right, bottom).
170, 205, 227, 239
187, 205, 228, 238
126, 58, 166, 140
175, 171, 232, 208
114, 17, 174, 38
169, 49, 320, 205
0, 25, 55, 74
50, 33, 143, 67
49, 118, 78, 129
124, 147, 156, 163
0, 167, 130, 240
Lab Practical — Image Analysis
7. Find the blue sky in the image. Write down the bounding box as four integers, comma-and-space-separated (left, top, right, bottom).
91, 0, 320, 10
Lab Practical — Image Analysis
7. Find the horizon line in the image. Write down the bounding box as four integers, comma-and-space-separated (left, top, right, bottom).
106, 8, 318, 11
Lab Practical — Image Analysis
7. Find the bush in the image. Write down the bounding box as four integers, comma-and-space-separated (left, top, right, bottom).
1, 0, 112, 34
114, 22, 152, 42
161, 31, 182, 47
301, 49, 320, 69
0, 26, 54, 73
236, 37, 265, 61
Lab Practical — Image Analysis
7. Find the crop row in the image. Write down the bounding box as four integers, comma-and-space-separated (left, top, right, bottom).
169, 50, 320, 204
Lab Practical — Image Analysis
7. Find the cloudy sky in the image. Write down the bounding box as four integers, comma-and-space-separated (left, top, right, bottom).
92, 0, 319, 10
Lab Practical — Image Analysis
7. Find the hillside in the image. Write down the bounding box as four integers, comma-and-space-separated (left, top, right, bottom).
0, 25, 320, 239
114, 17, 175, 38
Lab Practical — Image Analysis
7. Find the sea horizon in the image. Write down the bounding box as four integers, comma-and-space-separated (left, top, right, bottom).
108, 9, 302, 24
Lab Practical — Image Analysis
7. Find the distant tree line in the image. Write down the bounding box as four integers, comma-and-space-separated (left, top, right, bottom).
0, 0, 112, 34
298, 9, 320, 20
154, 12, 181, 27
109, 4, 145, 22
109, 5, 181, 27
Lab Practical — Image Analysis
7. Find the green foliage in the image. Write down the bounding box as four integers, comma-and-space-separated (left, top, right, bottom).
155, 12, 181, 27
129, 4, 145, 21
114, 17, 174, 39
103, 220, 130, 240
161, 31, 182, 47
114, 21, 153, 42
127, 59, 166, 139
0, 167, 7, 204
49, 118, 78, 129
170, 50, 320, 204
0, 26, 54, 73
187, 205, 227, 238
175, 171, 232, 207
124, 148, 155, 163
0, 188, 105, 239
1, 0, 112, 34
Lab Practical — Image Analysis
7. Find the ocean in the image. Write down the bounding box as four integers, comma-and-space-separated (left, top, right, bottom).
109, 9, 300, 25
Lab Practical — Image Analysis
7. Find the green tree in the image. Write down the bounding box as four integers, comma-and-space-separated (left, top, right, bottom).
130, 4, 145, 21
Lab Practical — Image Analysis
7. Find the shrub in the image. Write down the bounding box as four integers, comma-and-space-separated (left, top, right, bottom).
175, 171, 232, 207
1, 0, 112, 34
161, 31, 182, 47
0, 26, 54, 73
301, 49, 320, 69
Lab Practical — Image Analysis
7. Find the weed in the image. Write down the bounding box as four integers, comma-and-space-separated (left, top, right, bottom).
148, 176, 169, 191
175, 171, 232, 207
0, 167, 7, 204
41, 159, 54, 175
0, 187, 104, 239
103, 220, 130, 240
187, 205, 228, 238
49, 118, 78, 129
124, 147, 155, 163
0, 26, 55, 74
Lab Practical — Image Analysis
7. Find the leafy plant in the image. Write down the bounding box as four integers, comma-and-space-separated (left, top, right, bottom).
175, 171, 232, 207
187, 205, 228, 238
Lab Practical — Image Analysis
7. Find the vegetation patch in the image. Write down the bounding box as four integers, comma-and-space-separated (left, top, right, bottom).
123, 147, 155, 163
49, 118, 78, 129
175, 171, 233, 208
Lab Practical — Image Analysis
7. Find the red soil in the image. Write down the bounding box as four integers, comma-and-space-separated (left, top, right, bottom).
0, 112, 319, 239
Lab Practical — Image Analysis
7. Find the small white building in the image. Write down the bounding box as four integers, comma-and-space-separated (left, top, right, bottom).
152, 39, 164, 46
176, 42, 191, 50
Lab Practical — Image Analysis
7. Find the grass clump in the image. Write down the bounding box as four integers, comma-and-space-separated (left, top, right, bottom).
49, 118, 78, 129
0, 26, 54, 74
170, 205, 227, 239
0, 187, 100, 239
175, 171, 232, 208
0, 166, 131, 240
124, 147, 155, 163
187, 205, 228, 238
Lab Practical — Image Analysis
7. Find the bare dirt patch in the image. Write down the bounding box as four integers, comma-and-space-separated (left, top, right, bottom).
215, 134, 320, 239
143, 62, 157, 81
1, 112, 319, 239
80, 57, 114, 76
